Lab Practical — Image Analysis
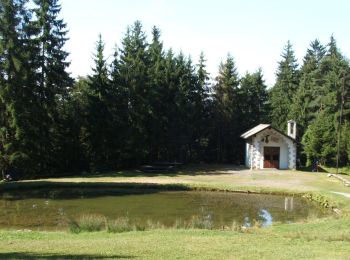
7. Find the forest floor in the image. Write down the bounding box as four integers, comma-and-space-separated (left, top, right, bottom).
1, 165, 350, 259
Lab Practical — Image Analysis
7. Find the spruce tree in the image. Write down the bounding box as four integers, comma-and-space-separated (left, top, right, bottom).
301, 36, 350, 166
270, 41, 299, 131
302, 111, 337, 165
0, 0, 33, 177
213, 54, 240, 162
29, 0, 72, 174
110, 46, 129, 167
147, 26, 166, 161
172, 52, 192, 162
84, 34, 112, 171
194, 52, 210, 159
240, 69, 269, 128
118, 21, 150, 165
162, 48, 178, 161
289, 39, 326, 136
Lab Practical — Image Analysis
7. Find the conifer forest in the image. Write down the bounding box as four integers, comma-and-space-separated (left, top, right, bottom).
1, 0, 350, 178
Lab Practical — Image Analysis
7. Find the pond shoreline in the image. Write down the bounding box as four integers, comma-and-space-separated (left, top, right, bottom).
0, 179, 342, 215
1, 169, 350, 259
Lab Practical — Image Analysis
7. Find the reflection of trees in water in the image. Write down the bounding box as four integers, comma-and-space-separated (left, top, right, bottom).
285, 197, 294, 211
0, 191, 328, 230
0, 198, 68, 229
193, 194, 326, 227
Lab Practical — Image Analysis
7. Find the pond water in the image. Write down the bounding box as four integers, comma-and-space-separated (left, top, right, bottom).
0, 188, 329, 230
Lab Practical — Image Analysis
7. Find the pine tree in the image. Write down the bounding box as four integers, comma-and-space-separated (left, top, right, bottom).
213, 54, 240, 162
118, 21, 150, 165
29, 0, 73, 174
147, 26, 166, 161
32, 0, 71, 99
58, 76, 90, 172
109, 46, 129, 167
300, 36, 350, 166
302, 111, 337, 165
240, 69, 269, 128
182, 55, 200, 161
319, 36, 349, 116
84, 34, 113, 171
289, 39, 326, 135
194, 52, 210, 160
0, 0, 33, 177
270, 41, 299, 132
172, 52, 193, 162
162, 48, 178, 161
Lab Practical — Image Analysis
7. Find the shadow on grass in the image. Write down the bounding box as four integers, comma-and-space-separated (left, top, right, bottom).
0, 181, 195, 199
80, 164, 247, 178
298, 166, 327, 173
0, 252, 134, 259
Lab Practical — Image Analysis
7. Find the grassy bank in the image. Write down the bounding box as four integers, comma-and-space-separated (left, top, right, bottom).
1, 166, 350, 259
322, 165, 350, 176
1, 217, 350, 259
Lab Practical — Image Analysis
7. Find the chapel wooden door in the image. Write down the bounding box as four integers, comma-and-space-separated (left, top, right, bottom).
263, 147, 280, 169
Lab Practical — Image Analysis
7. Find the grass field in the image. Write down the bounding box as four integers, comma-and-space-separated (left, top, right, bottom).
1, 165, 350, 259
322, 165, 350, 176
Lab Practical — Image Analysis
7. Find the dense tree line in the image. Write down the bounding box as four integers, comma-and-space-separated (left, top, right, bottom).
0, 0, 73, 178
72, 23, 269, 171
1, 0, 349, 178
270, 37, 350, 166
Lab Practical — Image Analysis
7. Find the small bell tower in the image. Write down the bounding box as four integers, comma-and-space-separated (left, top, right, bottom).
287, 120, 297, 139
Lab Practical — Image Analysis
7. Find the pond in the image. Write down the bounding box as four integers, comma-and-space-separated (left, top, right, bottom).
0, 188, 329, 230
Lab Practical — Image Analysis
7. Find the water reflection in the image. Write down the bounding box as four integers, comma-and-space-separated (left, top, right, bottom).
259, 209, 273, 227
285, 197, 294, 211
0, 190, 329, 230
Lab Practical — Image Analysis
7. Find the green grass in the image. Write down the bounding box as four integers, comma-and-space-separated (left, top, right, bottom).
68, 214, 224, 234
1, 218, 350, 259
1, 165, 350, 259
322, 165, 350, 176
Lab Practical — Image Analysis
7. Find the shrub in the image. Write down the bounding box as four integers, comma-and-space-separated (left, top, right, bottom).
68, 214, 106, 233
67, 219, 81, 234
107, 217, 133, 233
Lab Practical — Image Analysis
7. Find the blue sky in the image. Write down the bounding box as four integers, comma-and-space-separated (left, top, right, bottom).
60, 0, 350, 86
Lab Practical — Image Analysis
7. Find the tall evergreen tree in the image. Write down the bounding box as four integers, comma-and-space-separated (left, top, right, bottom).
28, 0, 72, 174
0, 0, 34, 177
289, 39, 326, 136
270, 41, 299, 131
213, 54, 240, 162
147, 26, 166, 161
194, 52, 210, 160
301, 36, 350, 166
162, 48, 178, 161
302, 111, 337, 165
240, 69, 269, 129
83, 34, 113, 171
172, 52, 195, 162
109, 45, 129, 167
118, 20, 150, 165
58, 76, 90, 172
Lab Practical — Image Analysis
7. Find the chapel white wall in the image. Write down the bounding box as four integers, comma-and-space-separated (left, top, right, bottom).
246, 129, 296, 170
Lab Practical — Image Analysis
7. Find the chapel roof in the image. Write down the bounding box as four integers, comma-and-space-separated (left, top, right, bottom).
240, 124, 271, 139
240, 124, 296, 141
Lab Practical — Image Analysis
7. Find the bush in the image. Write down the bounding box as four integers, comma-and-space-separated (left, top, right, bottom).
107, 217, 133, 233
67, 219, 81, 234
68, 214, 106, 233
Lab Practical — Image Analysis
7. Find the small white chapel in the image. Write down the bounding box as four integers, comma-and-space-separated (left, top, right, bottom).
240, 120, 297, 170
